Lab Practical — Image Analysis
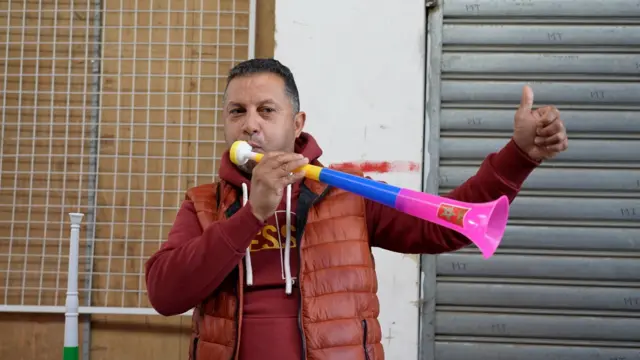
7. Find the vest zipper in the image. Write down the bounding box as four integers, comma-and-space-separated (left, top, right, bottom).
223, 195, 243, 360
297, 185, 331, 360
297, 247, 306, 360
229, 275, 242, 360
362, 320, 370, 360
192, 337, 199, 360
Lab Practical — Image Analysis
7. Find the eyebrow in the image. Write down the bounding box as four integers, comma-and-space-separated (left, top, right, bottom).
227, 99, 278, 108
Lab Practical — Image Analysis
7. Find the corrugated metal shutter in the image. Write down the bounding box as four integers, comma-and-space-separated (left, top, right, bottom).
421, 1, 640, 359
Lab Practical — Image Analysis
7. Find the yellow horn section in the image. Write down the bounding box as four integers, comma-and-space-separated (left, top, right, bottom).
229, 141, 244, 165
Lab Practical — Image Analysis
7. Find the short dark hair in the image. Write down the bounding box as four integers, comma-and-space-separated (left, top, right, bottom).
225, 58, 300, 113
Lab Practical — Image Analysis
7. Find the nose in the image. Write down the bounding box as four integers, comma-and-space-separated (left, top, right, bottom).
241, 109, 260, 135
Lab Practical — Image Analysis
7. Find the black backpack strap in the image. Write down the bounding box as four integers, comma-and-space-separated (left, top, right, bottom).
295, 184, 331, 243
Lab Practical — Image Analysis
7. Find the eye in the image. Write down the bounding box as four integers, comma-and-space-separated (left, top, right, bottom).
260, 106, 275, 113
229, 108, 244, 114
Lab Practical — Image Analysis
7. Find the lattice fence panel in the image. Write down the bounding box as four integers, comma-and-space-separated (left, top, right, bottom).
0, 0, 252, 311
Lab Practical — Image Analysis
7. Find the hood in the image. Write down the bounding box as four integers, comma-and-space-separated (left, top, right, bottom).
216, 131, 323, 296
218, 131, 324, 188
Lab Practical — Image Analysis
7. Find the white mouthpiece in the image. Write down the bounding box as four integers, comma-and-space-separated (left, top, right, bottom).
231, 141, 255, 165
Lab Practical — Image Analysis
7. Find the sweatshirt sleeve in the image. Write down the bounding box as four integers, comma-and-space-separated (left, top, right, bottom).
144, 200, 264, 316
368, 139, 539, 254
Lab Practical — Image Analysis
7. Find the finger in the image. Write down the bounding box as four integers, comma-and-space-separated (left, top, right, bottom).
543, 139, 569, 154
519, 85, 534, 111
275, 170, 306, 189
263, 152, 304, 169
279, 157, 309, 175
535, 107, 560, 129
263, 151, 286, 157
536, 117, 564, 138
535, 131, 567, 146
265, 158, 308, 188
283, 171, 306, 186
258, 151, 286, 166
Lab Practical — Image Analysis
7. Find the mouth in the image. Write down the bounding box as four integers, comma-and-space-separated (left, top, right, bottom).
247, 141, 264, 152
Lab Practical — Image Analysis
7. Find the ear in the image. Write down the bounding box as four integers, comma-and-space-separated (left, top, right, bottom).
294, 111, 306, 137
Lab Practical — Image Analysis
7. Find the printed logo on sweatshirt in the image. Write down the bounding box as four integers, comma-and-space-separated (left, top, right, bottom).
249, 210, 298, 252
247, 210, 299, 282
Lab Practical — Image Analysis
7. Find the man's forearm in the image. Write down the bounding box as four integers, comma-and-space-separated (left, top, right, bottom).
367, 139, 538, 254
145, 201, 262, 315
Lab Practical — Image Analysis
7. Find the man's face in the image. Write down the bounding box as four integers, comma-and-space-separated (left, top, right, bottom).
223, 73, 305, 173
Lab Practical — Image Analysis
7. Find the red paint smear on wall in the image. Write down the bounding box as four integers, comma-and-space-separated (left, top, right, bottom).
329, 160, 421, 174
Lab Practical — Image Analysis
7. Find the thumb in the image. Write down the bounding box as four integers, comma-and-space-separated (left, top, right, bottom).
519, 85, 534, 111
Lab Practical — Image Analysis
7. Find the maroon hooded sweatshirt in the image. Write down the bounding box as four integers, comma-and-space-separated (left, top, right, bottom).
145, 132, 538, 360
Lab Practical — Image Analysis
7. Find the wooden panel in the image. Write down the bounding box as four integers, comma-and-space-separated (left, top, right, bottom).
89, 315, 191, 360
255, 0, 275, 58
0, 314, 70, 360
0, 313, 191, 360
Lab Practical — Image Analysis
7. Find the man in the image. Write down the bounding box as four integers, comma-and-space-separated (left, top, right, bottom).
145, 58, 568, 360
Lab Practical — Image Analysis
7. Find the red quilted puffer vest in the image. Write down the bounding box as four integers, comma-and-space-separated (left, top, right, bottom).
185, 173, 384, 360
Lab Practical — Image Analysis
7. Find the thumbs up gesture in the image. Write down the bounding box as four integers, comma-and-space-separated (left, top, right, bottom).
513, 85, 569, 161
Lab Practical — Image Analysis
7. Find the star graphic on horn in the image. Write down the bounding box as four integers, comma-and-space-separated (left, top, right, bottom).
440, 206, 455, 219
437, 203, 470, 227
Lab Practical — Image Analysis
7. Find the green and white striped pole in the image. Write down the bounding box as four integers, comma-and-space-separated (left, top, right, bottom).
64, 213, 84, 360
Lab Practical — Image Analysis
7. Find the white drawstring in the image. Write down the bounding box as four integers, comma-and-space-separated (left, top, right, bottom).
241, 182, 293, 295
284, 184, 293, 295
242, 183, 253, 286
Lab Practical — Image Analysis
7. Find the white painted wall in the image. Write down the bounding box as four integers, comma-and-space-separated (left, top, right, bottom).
274, 1, 427, 358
